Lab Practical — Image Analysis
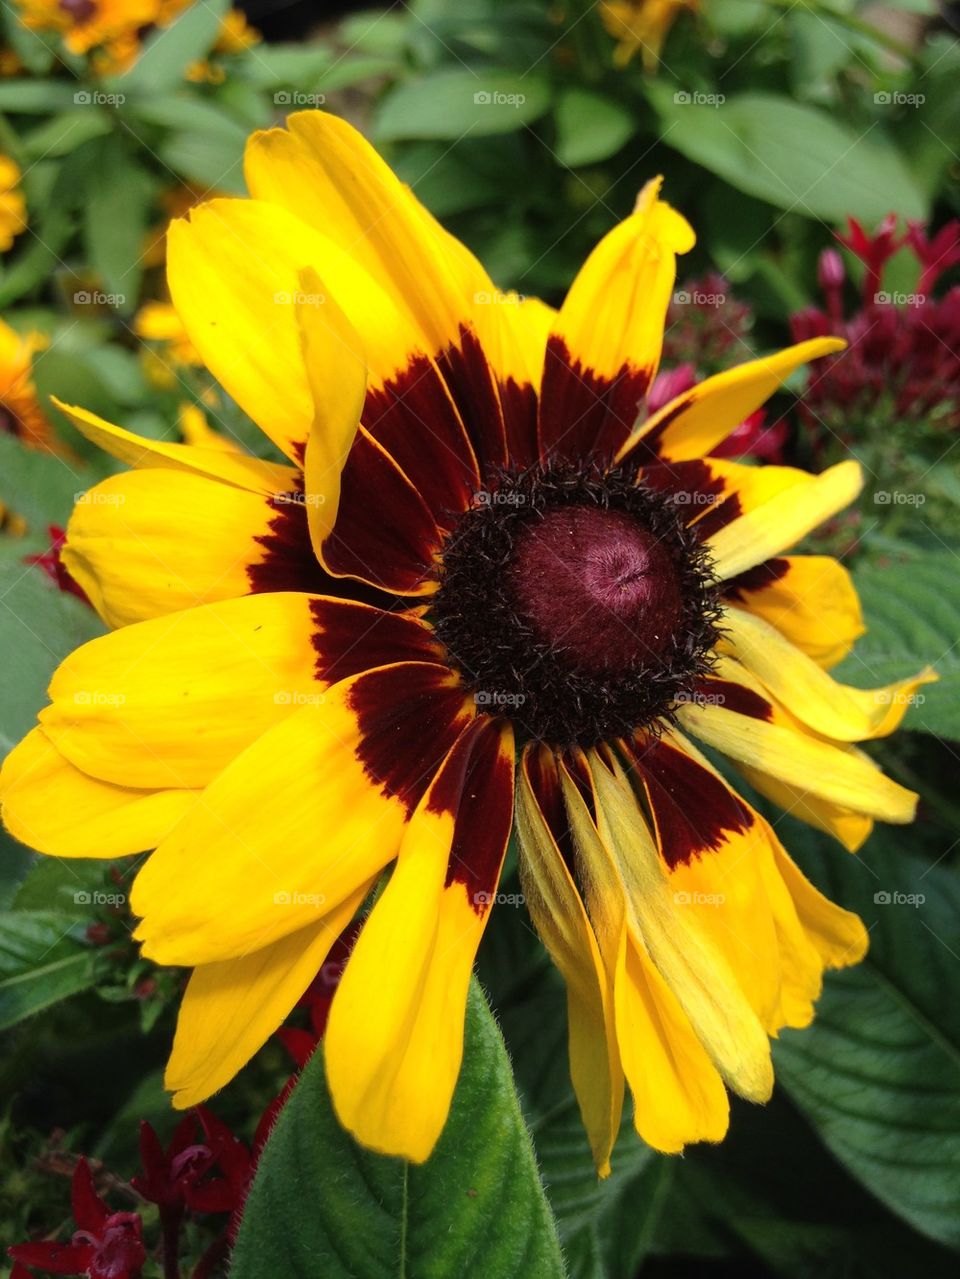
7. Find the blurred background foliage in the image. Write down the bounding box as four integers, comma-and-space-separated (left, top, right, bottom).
1, 1, 959, 1277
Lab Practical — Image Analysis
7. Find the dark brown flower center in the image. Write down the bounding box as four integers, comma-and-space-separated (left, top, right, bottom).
506, 505, 684, 675
432, 463, 720, 748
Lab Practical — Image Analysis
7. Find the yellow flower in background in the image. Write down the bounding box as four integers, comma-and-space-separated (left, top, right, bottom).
17, 0, 158, 59
185, 10, 261, 83
0, 316, 56, 451
601, 0, 698, 69
16, 0, 256, 77
134, 300, 203, 377
0, 114, 935, 1175
0, 155, 26, 252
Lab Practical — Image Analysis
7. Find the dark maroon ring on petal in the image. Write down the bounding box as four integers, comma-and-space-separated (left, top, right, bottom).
347, 662, 474, 816
625, 734, 753, 869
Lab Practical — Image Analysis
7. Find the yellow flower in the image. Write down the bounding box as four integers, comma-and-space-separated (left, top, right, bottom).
17, 0, 159, 58
134, 299, 202, 370
0, 316, 55, 450
601, 0, 698, 69
0, 155, 26, 252
0, 114, 934, 1174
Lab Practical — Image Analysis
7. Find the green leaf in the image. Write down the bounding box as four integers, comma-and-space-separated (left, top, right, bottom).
0, 910, 97, 1030
554, 89, 635, 168
236, 43, 334, 90
83, 136, 155, 307
374, 68, 552, 140
774, 824, 960, 1247
158, 130, 246, 192
232, 980, 565, 1279
129, 93, 249, 144
116, 0, 229, 95
0, 80, 80, 113
0, 531, 104, 753
833, 551, 960, 739
646, 86, 927, 223
19, 108, 114, 160
12, 858, 111, 917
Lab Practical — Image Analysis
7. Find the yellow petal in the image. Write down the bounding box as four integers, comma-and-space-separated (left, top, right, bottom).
61, 467, 292, 628
725, 555, 864, 669
736, 762, 873, 853
720, 604, 937, 741
52, 398, 297, 495
771, 841, 869, 970
677, 693, 918, 823
131, 663, 472, 965
618, 338, 845, 463
539, 179, 695, 458
298, 268, 366, 561
326, 719, 514, 1163
39, 593, 327, 789
707, 461, 863, 581
167, 885, 372, 1108
1, 727, 196, 858
245, 112, 488, 359
584, 753, 774, 1104
515, 745, 623, 1175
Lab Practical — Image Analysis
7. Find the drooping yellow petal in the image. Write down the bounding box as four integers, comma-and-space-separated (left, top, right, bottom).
556, 755, 733, 1149
707, 460, 863, 580
618, 338, 845, 463
167, 883, 372, 1108
677, 691, 918, 823
720, 604, 937, 741
771, 840, 869, 970
326, 718, 514, 1163
724, 555, 864, 669
585, 753, 774, 1105
51, 398, 296, 495
735, 762, 873, 853
61, 467, 293, 628
0, 727, 196, 858
39, 593, 328, 789
515, 745, 623, 1176
131, 663, 473, 965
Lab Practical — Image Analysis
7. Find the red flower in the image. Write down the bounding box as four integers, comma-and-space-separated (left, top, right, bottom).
837, 213, 904, 304
24, 526, 90, 606
906, 219, 960, 296
9, 1158, 145, 1279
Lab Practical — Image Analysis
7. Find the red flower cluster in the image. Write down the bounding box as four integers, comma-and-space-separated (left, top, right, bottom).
9, 1159, 146, 1279
791, 215, 960, 436
24, 526, 90, 606
8, 928, 358, 1278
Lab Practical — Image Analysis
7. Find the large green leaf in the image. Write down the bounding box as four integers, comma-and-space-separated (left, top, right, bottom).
646, 85, 927, 223
115, 0, 229, 95
0, 910, 97, 1030
374, 68, 552, 140
774, 823, 960, 1247
553, 89, 635, 168
834, 551, 960, 740
232, 980, 564, 1278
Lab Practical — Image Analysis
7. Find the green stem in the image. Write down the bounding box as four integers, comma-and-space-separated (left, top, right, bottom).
398, 1161, 409, 1279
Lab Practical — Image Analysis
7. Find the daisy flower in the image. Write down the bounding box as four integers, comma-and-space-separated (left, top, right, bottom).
600, 0, 698, 70
0, 154, 26, 252
0, 114, 933, 1174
